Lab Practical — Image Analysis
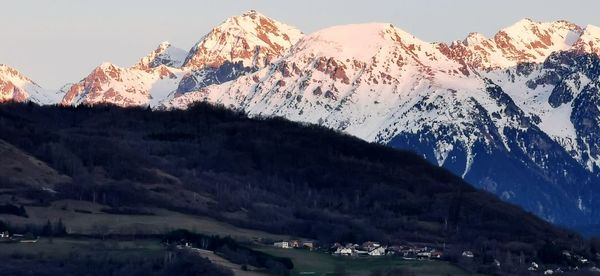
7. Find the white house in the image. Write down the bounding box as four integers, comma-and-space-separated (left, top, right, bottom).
0, 231, 9, 239
369, 247, 386, 256
334, 247, 353, 256
462, 251, 474, 258
417, 251, 432, 259
362, 241, 381, 251
273, 241, 289, 249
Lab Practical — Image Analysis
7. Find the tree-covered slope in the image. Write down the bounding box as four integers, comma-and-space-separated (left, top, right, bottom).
0, 103, 585, 266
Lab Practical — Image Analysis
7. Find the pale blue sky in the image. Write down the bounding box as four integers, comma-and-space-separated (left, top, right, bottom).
1, 0, 599, 88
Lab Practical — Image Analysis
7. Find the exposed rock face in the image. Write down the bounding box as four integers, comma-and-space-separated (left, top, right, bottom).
61, 62, 185, 107
134, 41, 187, 70
441, 19, 584, 69
176, 61, 255, 94
574, 25, 600, 56
0, 64, 51, 104
182, 10, 303, 70
0, 79, 28, 103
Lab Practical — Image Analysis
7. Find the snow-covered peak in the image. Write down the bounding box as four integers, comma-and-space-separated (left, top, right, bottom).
0, 64, 34, 85
293, 23, 422, 62
135, 41, 187, 70
242, 9, 259, 16
583, 24, 600, 35
447, 19, 584, 69
500, 18, 581, 45
99, 62, 118, 70
501, 18, 543, 33
464, 32, 487, 46
61, 60, 187, 107
182, 10, 304, 69
158, 41, 170, 49
0, 64, 52, 104
495, 18, 582, 60
573, 24, 600, 56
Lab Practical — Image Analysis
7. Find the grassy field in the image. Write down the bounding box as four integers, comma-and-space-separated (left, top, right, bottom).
0, 200, 289, 242
0, 237, 164, 260
1, 202, 478, 275
254, 246, 480, 276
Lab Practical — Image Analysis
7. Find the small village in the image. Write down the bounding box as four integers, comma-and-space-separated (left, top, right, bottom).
273, 239, 447, 260
271, 239, 600, 274
2, 224, 600, 276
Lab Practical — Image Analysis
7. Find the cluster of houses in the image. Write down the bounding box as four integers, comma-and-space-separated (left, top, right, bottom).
270, 239, 600, 274
330, 242, 445, 260
272, 239, 450, 260
273, 239, 315, 250
0, 231, 38, 243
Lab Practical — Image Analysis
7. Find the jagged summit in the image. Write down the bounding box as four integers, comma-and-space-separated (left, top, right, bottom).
444, 18, 585, 69
573, 24, 600, 56
61, 59, 185, 107
499, 18, 582, 46
0, 64, 34, 83
294, 23, 422, 61
463, 32, 487, 45
0, 64, 50, 104
135, 41, 187, 70
98, 62, 118, 70
241, 9, 261, 17
584, 24, 600, 34
182, 10, 303, 69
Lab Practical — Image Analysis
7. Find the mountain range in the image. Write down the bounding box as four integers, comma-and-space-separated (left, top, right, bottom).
1, 10, 599, 229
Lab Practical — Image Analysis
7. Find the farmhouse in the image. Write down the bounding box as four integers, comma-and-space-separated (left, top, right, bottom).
273, 241, 290, 249
368, 246, 386, 256
334, 246, 354, 256
362, 241, 381, 252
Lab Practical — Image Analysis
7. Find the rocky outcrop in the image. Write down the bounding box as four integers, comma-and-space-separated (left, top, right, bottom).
0, 64, 50, 104
182, 10, 303, 70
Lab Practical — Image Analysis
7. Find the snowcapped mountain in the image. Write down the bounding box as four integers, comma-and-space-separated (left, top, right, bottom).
166, 22, 481, 141
574, 25, 600, 56
175, 10, 303, 94
60, 10, 303, 108
0, 64, 56, 104
164, 18, 600, 226
442, 19, 583, 69
61, 60, 185, 107
60, 41, 188, 107
182, 10, 303, 70
134, 41, 187, 70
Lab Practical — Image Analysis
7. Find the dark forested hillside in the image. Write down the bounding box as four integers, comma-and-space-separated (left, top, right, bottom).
0, 103, 587, 263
